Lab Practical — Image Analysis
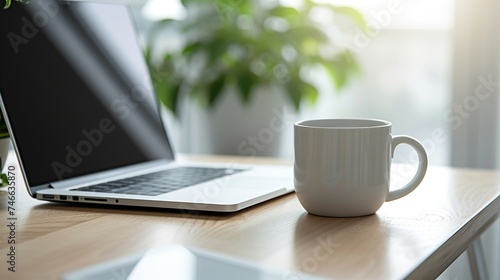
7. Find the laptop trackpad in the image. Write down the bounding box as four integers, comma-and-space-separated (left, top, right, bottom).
161, 177, 291, 204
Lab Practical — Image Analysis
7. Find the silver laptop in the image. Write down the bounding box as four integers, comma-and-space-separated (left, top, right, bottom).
0, 0, 293, 212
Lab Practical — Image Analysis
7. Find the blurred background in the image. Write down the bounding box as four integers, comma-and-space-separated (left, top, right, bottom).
136, 0, 455, 166
82, 0, 500, 278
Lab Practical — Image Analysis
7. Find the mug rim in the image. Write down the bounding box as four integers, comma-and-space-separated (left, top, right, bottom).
294, 118, 391, 129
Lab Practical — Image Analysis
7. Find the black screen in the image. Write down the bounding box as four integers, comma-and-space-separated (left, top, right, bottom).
0, 0, 174, 187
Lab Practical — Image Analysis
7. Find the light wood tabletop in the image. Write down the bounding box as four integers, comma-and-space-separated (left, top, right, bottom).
0, 154, 499, 280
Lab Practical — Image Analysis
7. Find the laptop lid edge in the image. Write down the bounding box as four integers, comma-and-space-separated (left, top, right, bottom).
0, 90, 40, 197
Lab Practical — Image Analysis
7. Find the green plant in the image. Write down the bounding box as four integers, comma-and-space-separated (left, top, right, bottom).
146, 0, 364, 115
3, 0, 31, 10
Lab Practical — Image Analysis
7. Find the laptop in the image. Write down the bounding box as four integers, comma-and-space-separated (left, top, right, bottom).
0, 0, 293, 212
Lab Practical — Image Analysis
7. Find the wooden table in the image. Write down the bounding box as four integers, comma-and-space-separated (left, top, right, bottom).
0, 155, 499, 280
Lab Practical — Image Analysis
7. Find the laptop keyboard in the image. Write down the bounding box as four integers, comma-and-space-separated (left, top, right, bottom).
70, 167, 244, 196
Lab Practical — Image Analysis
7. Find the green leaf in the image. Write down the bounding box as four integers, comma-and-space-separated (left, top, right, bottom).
144, 46, 153, 65
236, 72, 255, 103
300, 81, 319, 104
321, 62, 355, 90
207, 36, 229, 64
1, 173, 7, 186
158, 18, 177, 24
182, 42, 203, 56
213, 0, 243, 13
286, 76, 303, 111
180, 0, 203, 7
149, 19, 178, 37
286, 75, 318, 108
333, 6, 366, 27
156, 81, 181, 116
322, 62, 347, 90
4, 0, 11, 9
268, 6, 300, 18
285, 26, 328, 44
207, 76, 225, 107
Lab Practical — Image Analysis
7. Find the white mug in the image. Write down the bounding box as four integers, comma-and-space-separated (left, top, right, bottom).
294, 119, 428, 217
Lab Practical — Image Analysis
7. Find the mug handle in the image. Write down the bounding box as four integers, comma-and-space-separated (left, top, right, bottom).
386, 135, 428, 201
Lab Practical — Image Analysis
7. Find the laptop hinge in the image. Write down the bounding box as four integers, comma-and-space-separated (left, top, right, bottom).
29, 184, 53, 196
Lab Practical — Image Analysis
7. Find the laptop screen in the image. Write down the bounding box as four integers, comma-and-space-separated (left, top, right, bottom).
0, 0, 174, 187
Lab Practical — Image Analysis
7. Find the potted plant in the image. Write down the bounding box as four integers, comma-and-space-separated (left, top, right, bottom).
146, 0, 363, 155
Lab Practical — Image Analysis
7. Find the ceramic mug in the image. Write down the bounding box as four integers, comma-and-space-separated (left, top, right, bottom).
294, 119, 428, 217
